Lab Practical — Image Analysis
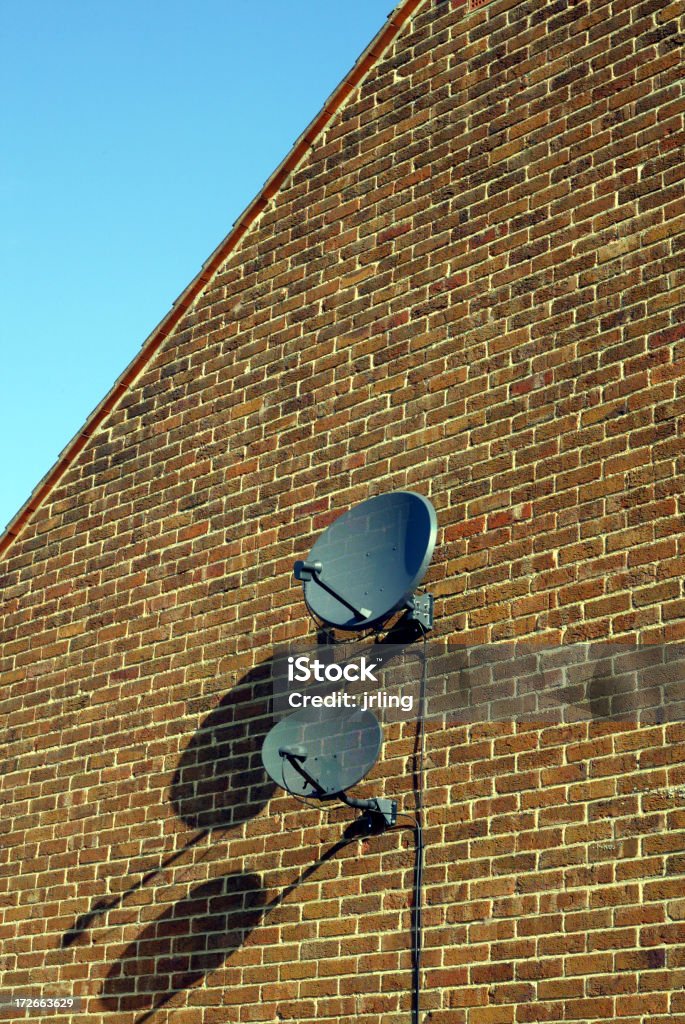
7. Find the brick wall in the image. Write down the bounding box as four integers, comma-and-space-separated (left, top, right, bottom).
1, 0, 684, 1021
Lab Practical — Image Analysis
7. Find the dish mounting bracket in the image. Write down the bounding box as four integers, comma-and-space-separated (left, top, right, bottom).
406, 592, 434, 632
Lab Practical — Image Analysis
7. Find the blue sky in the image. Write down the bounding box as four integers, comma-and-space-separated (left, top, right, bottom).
0, 0, 391, 532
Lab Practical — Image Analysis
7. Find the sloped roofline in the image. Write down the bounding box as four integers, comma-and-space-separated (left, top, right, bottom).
0, 0, 427, 561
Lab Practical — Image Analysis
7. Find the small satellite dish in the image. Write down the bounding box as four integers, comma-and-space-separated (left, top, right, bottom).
261, 706, 381, 800
294, 491, 437, 631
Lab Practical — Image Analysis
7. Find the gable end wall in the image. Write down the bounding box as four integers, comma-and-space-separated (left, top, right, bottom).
1, 0, 684, 1020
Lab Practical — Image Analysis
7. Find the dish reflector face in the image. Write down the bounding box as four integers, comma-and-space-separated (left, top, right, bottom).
302, 491, 437, 630
261, 706, 382, 800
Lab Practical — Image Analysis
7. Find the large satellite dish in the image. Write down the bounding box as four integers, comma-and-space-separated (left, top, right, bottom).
294, 491, 437, 632
261, 706, 382, 800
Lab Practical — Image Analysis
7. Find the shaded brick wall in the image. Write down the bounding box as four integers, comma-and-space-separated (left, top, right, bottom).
1, 0, 684, 1021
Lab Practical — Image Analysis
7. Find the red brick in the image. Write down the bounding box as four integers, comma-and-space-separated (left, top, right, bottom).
2, 1, 685, 1021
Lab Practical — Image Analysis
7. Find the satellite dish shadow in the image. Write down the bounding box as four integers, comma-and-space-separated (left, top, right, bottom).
61, 659, 278, 949
170, 658, 278, 830
99, 872, 266, 1020
100, 836, 357, 1020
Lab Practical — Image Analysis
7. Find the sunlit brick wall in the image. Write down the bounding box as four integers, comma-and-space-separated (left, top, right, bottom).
1, 0, 684, 1020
